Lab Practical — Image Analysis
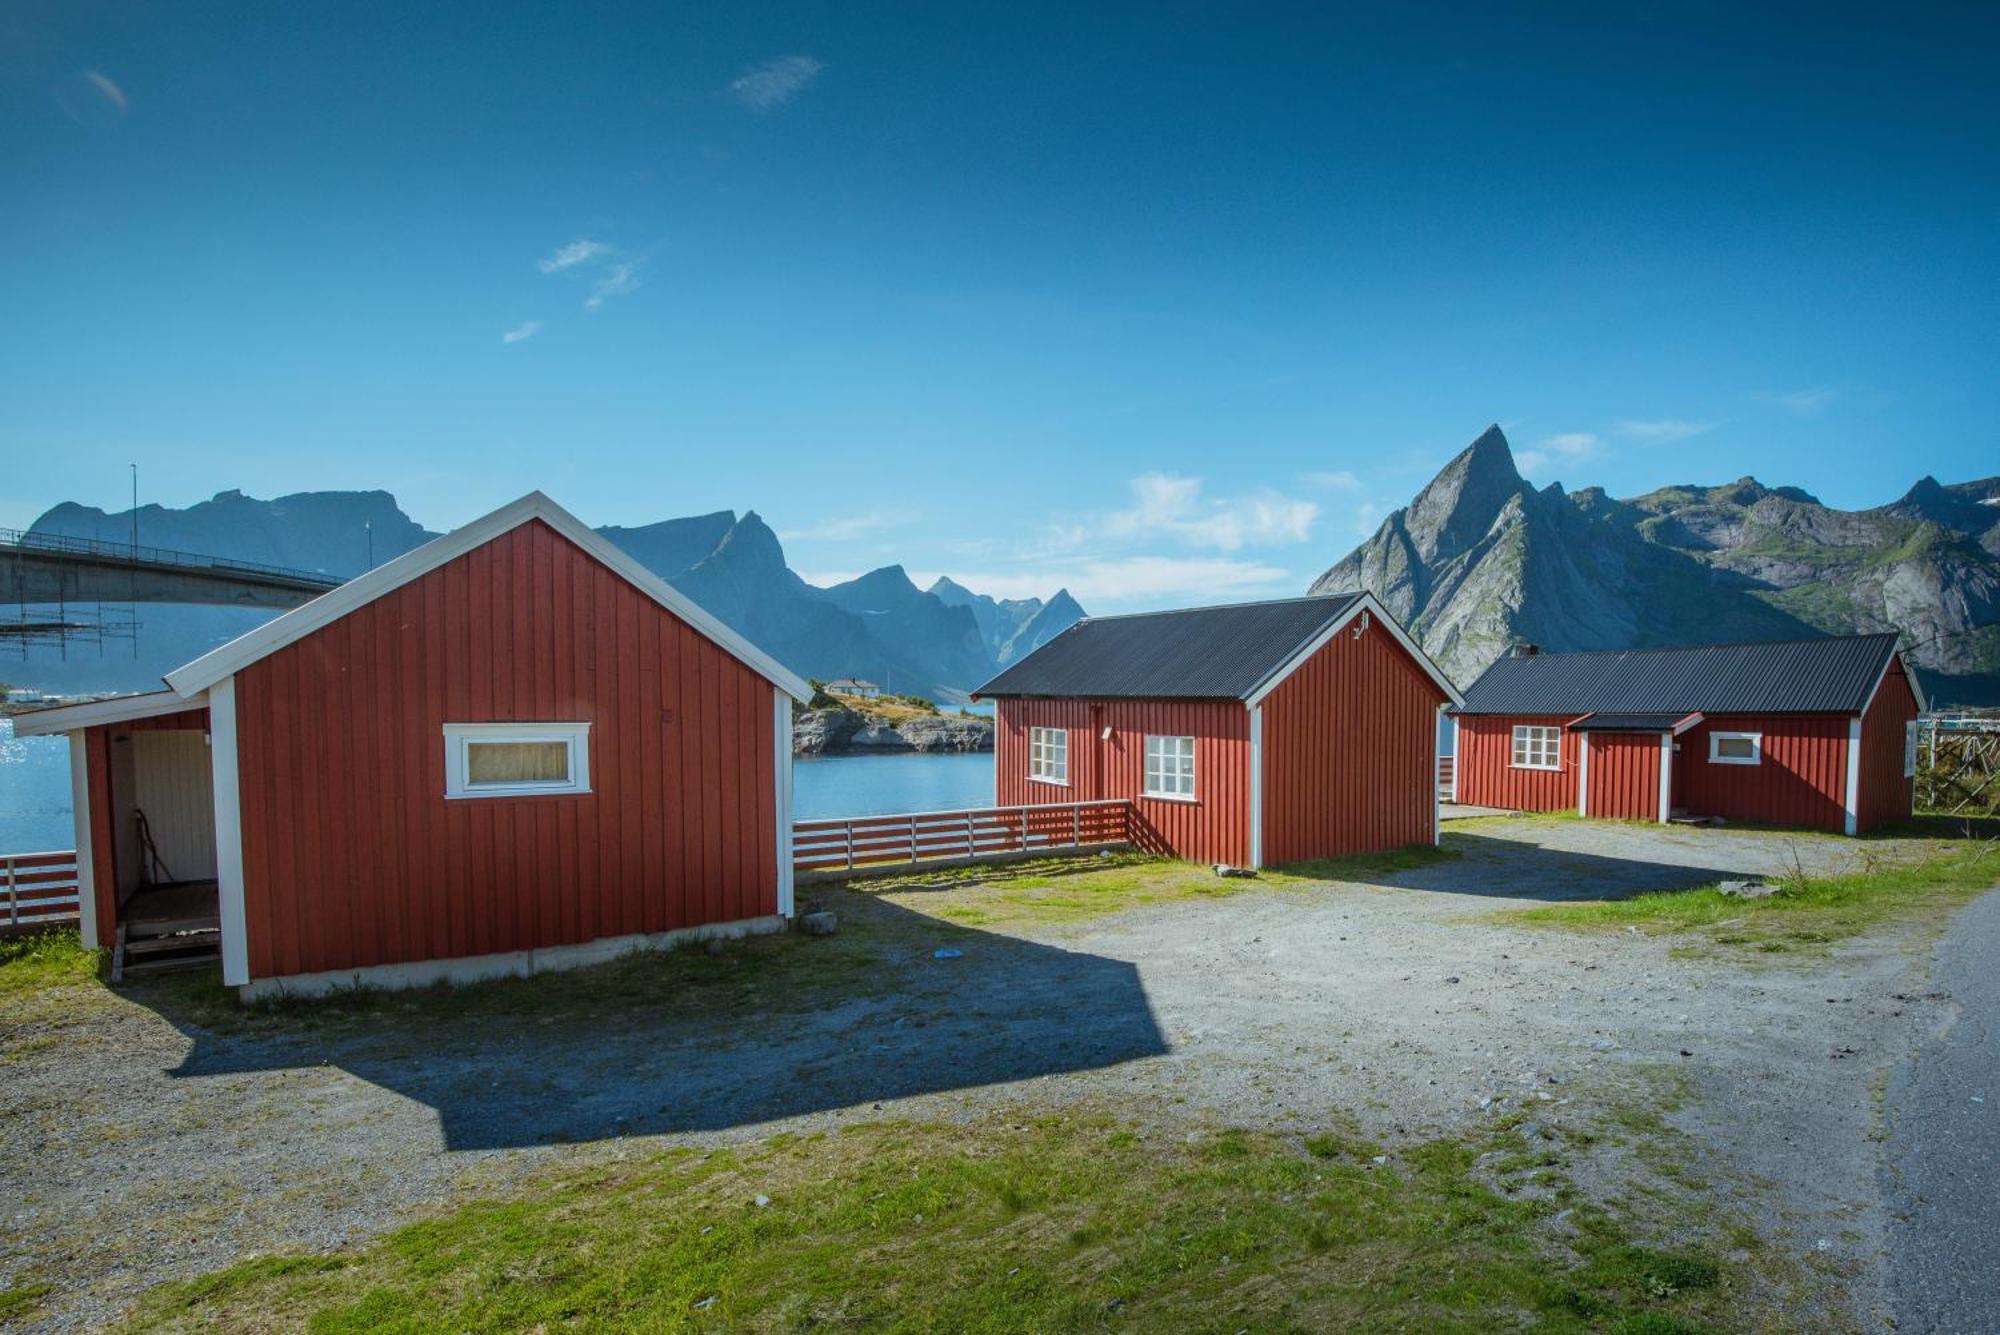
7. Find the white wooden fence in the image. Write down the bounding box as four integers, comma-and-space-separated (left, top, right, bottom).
794, 799, 1133, 880
2, 850, 83, 933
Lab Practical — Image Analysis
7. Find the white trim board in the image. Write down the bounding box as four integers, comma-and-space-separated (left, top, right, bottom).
11, 688, 210, 737
1577, 732, 1590, 817
774, 688, 795, 918
68, 732, 98, 951
1242, 593, 1465, 710
164, 492, 811, 704
208, 677, 251, 987
1248, 704, 1265, 868
1844, 717, 1863, 837
1657, 734, 1672, 825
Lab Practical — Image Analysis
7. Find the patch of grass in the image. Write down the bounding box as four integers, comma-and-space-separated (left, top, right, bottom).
0, 1280, 52, 1323
1506, 840, 2000, 953
0, 928, 101, 995
122, 1111, 1748, 1334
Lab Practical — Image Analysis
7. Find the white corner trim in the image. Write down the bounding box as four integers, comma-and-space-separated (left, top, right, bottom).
1432, 703, 1443, 846
164, 492, 811, 704
1242, 592, 1464, 709
1578, 731, 1590, 817
1450, 713, 1460, 802
208, 676, 251, 986
774, 688, 795, 918
11, 688, 209, 737
1657, 733, 1672, 825
237, 914, 788, 1002
1248, 704, 1265, 867
1844, 716, 1863, 837
67, 732, 98, 951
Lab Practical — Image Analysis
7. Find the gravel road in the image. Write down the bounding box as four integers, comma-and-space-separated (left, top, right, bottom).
0, 816, 1974, 1331
1883, 886, 2000, 1334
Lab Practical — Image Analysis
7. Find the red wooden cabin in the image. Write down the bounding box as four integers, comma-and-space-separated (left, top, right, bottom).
16, 492, 811, 998
1451, 635, 1923, 835
974, 594, 1463, 866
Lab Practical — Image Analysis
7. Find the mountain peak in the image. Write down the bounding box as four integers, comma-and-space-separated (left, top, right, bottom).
1400, 424, 1529, 563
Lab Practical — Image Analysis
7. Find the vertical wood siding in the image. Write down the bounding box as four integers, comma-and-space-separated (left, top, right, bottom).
130, 732, 219, 880
1582, 732, 1662, 821
1676, 714, 1849, 831
230, 519, 778, 981
1259, 620, 1447, 863
82, 708, 212, 940
1856, 658, 1919, 832
994, 697, 1251, 864
1455, 715, 1580, 811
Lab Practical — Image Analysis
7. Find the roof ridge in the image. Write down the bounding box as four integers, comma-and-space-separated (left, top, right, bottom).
1499, 631, 1897, 661
1074, 591, 1359, 624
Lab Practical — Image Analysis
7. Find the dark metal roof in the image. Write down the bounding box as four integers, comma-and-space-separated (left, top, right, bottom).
1569, 712, 1697, 733
973, 594, 1364, 699
1459, 634, 1901, 717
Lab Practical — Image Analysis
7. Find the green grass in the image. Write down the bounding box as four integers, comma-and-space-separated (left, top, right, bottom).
846, 845, 1456, 930
0, 1280, 53, 1324
0, 928, 102, 995
1506, 840, 2000, 954
121, 1110, 1744, 1334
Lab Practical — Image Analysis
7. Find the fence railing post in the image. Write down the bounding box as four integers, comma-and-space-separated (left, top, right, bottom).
5, 856, 15, 928
909, 815, 918, 864
845, 822, 855, 873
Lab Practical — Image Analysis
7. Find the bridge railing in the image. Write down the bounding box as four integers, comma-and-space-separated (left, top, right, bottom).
0, 527, 343, 589
794, 800, 1133, 881
2, 850, 83, 934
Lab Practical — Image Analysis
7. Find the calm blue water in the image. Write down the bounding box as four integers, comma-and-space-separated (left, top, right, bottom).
0, 717, 994, 855
0, 719, 73, 855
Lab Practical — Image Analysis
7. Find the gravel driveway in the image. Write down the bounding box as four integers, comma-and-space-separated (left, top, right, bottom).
0, 816, 1968, 1331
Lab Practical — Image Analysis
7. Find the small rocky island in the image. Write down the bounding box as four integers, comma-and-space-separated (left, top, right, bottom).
792, 687, 993, 756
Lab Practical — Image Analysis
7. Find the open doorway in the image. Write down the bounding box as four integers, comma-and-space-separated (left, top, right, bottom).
106, 725, 220, 976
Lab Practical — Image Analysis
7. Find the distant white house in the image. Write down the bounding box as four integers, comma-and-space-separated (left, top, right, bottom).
825, 678, 882, 699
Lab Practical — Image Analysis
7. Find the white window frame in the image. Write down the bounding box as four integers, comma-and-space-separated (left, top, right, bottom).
443, 722, 592, 799
1510, 725, 1562, 771
1142, 734, 1197, 801
1028, 725, 1068, 786
1707, 731, 1762, 766
1903, 721, 1919, 779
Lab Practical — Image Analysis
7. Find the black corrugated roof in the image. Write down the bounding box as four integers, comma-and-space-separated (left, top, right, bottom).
1570, 712, 1695, 733
974, 594, 1364, 699
1459, 634, 1901, 717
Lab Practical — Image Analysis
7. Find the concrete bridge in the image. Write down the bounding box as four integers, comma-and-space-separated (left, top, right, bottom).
0, 528, 344, 610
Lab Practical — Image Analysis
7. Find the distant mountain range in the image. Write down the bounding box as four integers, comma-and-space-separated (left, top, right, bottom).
1312, 426, 2000, 706
14, 491, 1084, 700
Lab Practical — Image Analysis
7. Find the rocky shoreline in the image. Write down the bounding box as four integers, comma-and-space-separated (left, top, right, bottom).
792, 706, 993, 756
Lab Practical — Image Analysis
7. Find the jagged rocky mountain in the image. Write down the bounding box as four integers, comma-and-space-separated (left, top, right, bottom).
926, 577, 1084, 667
1311, 426, 2000, 706
17, 492, 1084, 700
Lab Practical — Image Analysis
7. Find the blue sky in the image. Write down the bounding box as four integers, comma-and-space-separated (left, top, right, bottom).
3, 2, 1996, 610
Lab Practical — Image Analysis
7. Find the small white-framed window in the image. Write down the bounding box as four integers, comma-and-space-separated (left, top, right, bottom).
1903, 721, 1919, 779
444, 722, 591, 799
1028, 726, 1068, 785
1708, 731, 1762, 766
1511, 725, 1561, 771
1143, 734, 1196, 800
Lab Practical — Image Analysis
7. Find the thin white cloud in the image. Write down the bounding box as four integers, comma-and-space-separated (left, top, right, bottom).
780, 509, 918, 542
1613, 418, 1713, 443
1101, 473, 1318, 552
1302, 469, 1363, 490
501, 320, 543, 345
1352, 500, 1381, 537
727, 55, 824, 110
935, 556, 1294, 605
537, 239, 611, 274
583, 259, 643, 310
1762, 386, 1839, 416
1517, 431, 1600, 478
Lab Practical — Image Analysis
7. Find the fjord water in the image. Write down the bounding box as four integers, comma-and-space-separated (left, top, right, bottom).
0, 718, 996, 855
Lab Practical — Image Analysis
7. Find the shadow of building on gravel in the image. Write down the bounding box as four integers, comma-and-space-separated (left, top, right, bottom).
130, 890, 1168, 1152
1376, 829, 1812, 903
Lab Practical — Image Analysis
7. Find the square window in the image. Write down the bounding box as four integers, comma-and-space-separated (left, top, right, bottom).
1143, 734, 1196, 799
1510, 725, 1561, 771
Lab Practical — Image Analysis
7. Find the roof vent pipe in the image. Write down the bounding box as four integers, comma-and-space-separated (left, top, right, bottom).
1511, 643, 1540, 658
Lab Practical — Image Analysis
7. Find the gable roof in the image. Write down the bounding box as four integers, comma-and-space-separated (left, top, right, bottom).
1458, 634, 1918, 717
972, 592, 1463, 706
163, 492, 812, 703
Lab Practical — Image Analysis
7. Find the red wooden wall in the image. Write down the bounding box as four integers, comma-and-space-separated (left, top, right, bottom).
1258, 619, 1446, 863
994, 697, 1251, 864
1675, 714, 1848, 831
1455, 714, 1580, 811
1856, 658, 1918, 832
1582, 732, 1662, 821
82, 708, 211, 942
230, 518, 779, 981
